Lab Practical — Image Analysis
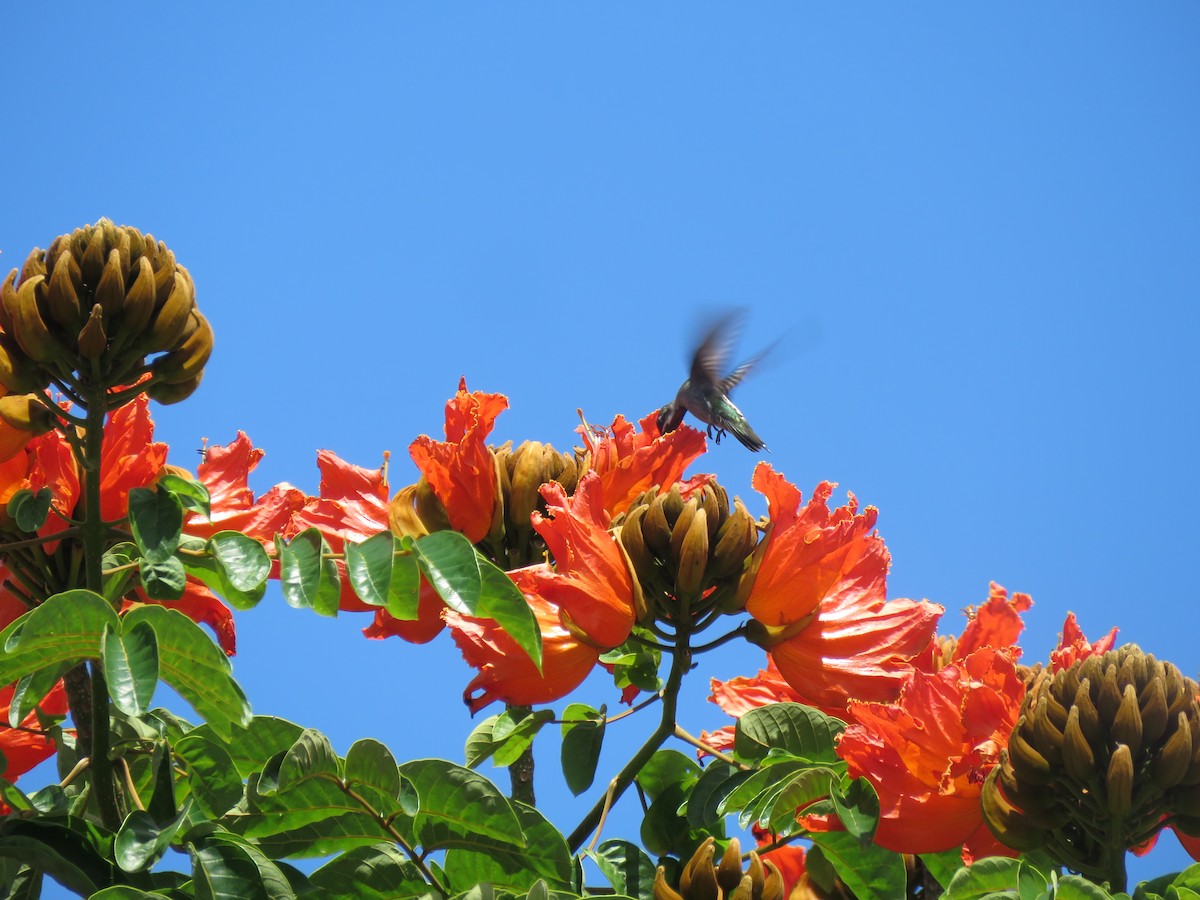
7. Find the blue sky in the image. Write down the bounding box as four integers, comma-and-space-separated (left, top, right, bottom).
3, 3, 1199, 890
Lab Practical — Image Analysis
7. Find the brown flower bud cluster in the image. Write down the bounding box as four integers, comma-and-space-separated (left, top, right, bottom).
0, 219, 211, 405
982, 644, 1200, 880
620, 482, 758, 619
655, 837, 784, 900
389, 440, 581, 570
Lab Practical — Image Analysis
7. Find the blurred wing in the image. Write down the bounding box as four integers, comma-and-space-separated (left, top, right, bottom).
719, 340, 776, 395
689, 309, 745, 386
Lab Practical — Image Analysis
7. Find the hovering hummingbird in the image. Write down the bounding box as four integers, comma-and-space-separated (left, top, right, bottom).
656, 312, 769, 452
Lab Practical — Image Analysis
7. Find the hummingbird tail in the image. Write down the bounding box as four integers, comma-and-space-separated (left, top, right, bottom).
731, 423, 767, 453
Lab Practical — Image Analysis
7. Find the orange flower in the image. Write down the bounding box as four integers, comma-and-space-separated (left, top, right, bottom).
577, 411, 708, 516
837, 643, 1026, 860
1049, 610, 1118, 672
447, 473, 637, 711
362, 579, 448, 645
189, 433, 306, 542
950, 582, 1033, 662
744, 464, 942, 717
409, 377, 507, 544
0, 682, 68, 781
751, 826, 810, 898
530, 474, 635, 649
447, 568, 604, 713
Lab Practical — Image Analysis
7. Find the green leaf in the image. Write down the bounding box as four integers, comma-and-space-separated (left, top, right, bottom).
345, 739, 414, 814
210, 531, 271, 596
129, 486, 184, 564
7, 487, 53, 533
942, 855, 1025, 899
717, 759, 814, 827
637, 749, 701, 801
560, 703, 606, 796
830, 775, 879, 844
176, 734, 245, 818
592, 840, 657, 900
345, 532, 420, 621
7, 659, 73, 727
277, 528, 341, 617
277, 729, 340, 791
121, 605, 251, 741
920, 850, 968, 890
809, 831, 907, 900
491, 709, 554, 767
101, 542, 140, 604
190, 716, 306, 778
686, 761, 744, 829
464, 715, 503, 769
158, 472, 212, 519
474, 559, 542, 671
0, 779, 33, 814
0, 816, 122, 897
411, 530, 482, 614
140, 556, 187, 601
768, 768, 841, 833
309, 844, 432, 898
91, 888, 174, 899
640, 783, 691, 857
734, 703, 844, 763
1055, 875, 1117, 900
103, 621, 159, 717
114, 803, 191, 873
443, 800, 572, 893
399, 758, 524, 851
0, 590, 119, 684
188, 828, 297, 899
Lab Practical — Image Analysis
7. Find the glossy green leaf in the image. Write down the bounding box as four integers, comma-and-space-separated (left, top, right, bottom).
277, 528, 341, 617
560, 703, 606, 796
345, 532, 420, 621
103, 621, 159, 716
158, 472, 212, 519
345, 739, 417, 815
7, 487, 53, 533
637, 749, 701, 800
717, 759, 811, 826
919, 850, 966, 890
941, 855, 1025, 899
238, 767, 392, 841
0, 816, 122, 897
129, 486, 184, 564
0, 590, 118, 684
810, 831, 907, 900
7, 659, 73, 727
190, 716, 306, 778
443, 800, 572, 892
411, 530, 481, 613
464, 715, 503, 769
686, 761, 744, 828
491, 709, 554, 767
734, 702, 844, 763
101, 542, 140, 604
140, 556, 187, 601
176, 734, 245, 817
121, 605, 251, 741
591, 840, 657, 900
91, 888, 174, 899
830, 776, 878, 844
0, 864, 43, 900
29, 784, 70, 814
0, 779, 33, 814
639, 782, 691, 858
210, 531, 271, 594
277, 729, 340, 791
189, 829, 296, 899
114, 804, 191, 873
309, 844, 432, 898
474, 559, 541, 671
768, 768, 840, 833
399, 758, 524, 850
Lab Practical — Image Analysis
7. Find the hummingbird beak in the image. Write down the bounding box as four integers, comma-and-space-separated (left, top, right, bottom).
656, 402, 683, 435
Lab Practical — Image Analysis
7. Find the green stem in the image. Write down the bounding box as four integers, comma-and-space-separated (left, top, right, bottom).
567, 627, 692, 853
81, 396, 122, 829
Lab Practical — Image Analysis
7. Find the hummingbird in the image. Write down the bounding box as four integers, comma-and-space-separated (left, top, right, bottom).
656, 312, 769, 452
